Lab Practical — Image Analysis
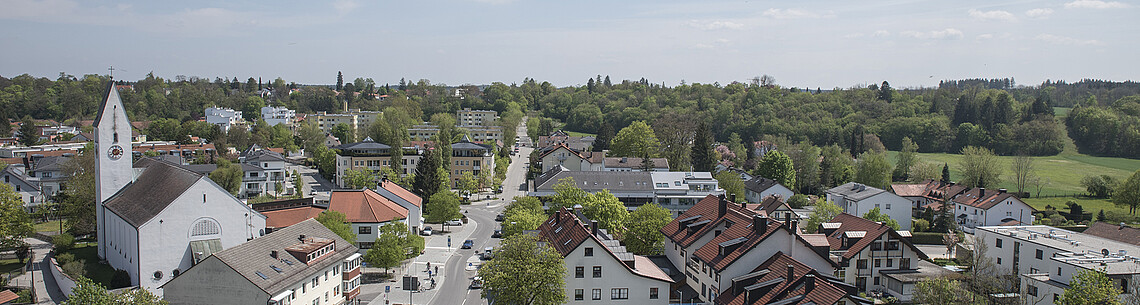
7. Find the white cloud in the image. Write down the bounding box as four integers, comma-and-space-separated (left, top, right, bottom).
901, 28, 964, 40
843, 33, 865, 39
686, 20, 744, 30
874, 30, 891, 38
333, 0, 359, 14
1064, 0, 1130, 9
969, 9, 1016, 22
1035, 34, 1102, 45
976, 34, 994, 41
762, 8, 833, 20
1025, 8, 1054, 18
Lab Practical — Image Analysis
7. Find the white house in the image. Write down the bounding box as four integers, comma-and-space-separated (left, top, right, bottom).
374, 179, 423, 235
536, 208, 673, 304
96, 82, 267, 295
1, 165, 45, 210
976, 225, 1140, 305
28, 156, 69, 199
239, 145, 291, 198
742, 177, 794, 204
537, 144, 605, 173
162, 219, 363, 305
950, 188, 1035, 233
818, 213, 950, 302
205, 107, 243, 131
529, 168, 723, 214
826, 183, 913, 231
260, 106, 296, 127
327, 189, 409, 251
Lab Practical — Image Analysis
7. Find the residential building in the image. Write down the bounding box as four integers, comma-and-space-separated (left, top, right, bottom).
27, 156, 68, 198
260, 106, 296, 127
714, 252, 872, 305
604, 157, 669, 172
660, 195, 836, 303
530, 167, 722, 213
97, 83, 268, 295
252, 198, 327, 232
536, 144, 667, 173
462, 125, 503, 143
327, 189, 409, 250
748, 195, 800, 223
311, 109, 382, 136
374, 178, 423, 234
536, 130, 594, 152
977, 225, 1140, 305
333, 138, 423, 188
457, 108, 498, 128
1, 165, 45, 210
162, 219, 362, 305
449, 137, 494, 188
950, 188, 1035, 233
239, 145, 292, 198
889, 180, 969, 213
826, 183, 912, 231
742, 177, 794, 204
819, 213, 948, 302
205, 107, 244, 131
1081, 222, 1140, 246
536, 207, 672, 305
408, 124, 440, 141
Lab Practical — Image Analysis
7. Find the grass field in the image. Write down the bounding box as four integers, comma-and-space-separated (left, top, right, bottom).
60, 242, 125, 288
34, 220, 65, 234
563, 130, 596, 138
0, 258, 24, 276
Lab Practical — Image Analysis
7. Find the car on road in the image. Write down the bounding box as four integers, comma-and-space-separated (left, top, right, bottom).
494, 214, 504, 222
445, 219, 462, 226
481, 247, 495, 260
491, 229, 502, 238
461, 239, 474, 249
470, 276, 483, 289
421, 227, 433, 236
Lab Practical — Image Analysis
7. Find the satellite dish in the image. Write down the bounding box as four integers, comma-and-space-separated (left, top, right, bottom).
1102, 249, 1111, 256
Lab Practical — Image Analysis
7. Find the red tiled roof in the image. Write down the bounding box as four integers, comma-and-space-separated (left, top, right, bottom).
0, 289, 17, 304
754, 195, 793, 215
661, 195, 753, 248
823, 213, 927, 260
716, 252, 850, 305
1082, 222, 1140, 246
381, 180, 421, 207
951, 188, 1021, 210
328, 189, 408, 223
262, 206, 327, 229
536, 208, 672, 283
692, 210, 786, 271
0, 158, 21, 165
890, 179, 969, 202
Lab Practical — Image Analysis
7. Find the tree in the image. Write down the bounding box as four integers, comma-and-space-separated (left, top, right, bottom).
502, 209, 545, 237
457, 171, 479, 199
343, 168, 376, 189
788, 141, 822, 194
893, 137, 918, 181
621, 204, 673, 255
311, 145, 338, 180
336, 71, 343, 91
714, 171, 745, 202
583, 190, 629, 234
855, 151, 892, 189
609, 121, 660, 158
690, 122, 715, 172
1011, 154, 1035, 196
209, 159, 243, 196
292, 170, 304, 197
548, 177, 590, 213
413, 148, 443, 199
755, 150, 796, 189
66, 276, 167, 305
804, 200, 842, 233
820, 145, 854, 188
941, 163, 951, 184
787, 194, 810, 209
330, 123, 354, 143
504, 196, 544, 218
364, 222, 415, 274
1082, 175, 1119, 198
592, 123, 614, 152
315, 211, 356, 244
477, 234, 566, 305
59, 143, 96, 235
1057, 269, 1123, 305
0, 183, 32, 249
18, 117, 38, 146
914, 277, 969, 305
958, 146, 1001, 188
909, 162, 941, 183
862, 207, 900, 230
426, 191, 461, 225
1114, 169, 1140, 214
878, 80, 894, 103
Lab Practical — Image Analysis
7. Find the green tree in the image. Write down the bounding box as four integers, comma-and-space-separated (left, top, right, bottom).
893, 137, 918, 181
804, 199, 842, 234
426, 191, 462, 225
502, 209, 546, 237
330, 123, 354, 143
315, 211, 356, 244
59, 143, 96, 235
583, 190, 629, 234
909, 161, 941, 183
364, 222, 416, 274
457, 171, 479, 199
343, 168, 377, 189
0, 183, 32, 249
1082, 175, 1119, 198
413, 148, 443, 199
1011, 154, 1035, 196
855, 151, 893, 189
862, 207, 900, 230
958, 146, 1001, 188
1057, 269, 1123, 305
505, 196, 544, 218
477, 234, 566, 305
609, 121, 660, 158
913, 277, 969, 305
690, 122, 715, 172
621, 204, 673, 255
18, 117, 38, 146
292, 170, 304, 197
941, 163, 952, 184
548, 177, 590, 213
755, 150, 796, 189
787, 194, 810, 209
592, 123, 614, 152
208, 159, 243, 196
295, 121, 325, 153
788, 141, 821, 194
1113, 169, 1140, 214
714, 171, 745, 202
65, 276, 167, 305
311, 145, 338, 180
820, 144, 855, 188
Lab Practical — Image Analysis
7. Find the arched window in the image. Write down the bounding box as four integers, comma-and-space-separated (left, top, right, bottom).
190, 218, 221, 237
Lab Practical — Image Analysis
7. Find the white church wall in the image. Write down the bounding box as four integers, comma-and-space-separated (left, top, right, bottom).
104, 211, 140, 284
95, 85, 135, 260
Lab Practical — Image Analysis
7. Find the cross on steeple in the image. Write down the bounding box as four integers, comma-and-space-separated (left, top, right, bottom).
108, 66, 115, 79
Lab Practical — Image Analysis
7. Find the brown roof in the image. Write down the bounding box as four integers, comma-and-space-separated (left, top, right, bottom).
380, 180, 421, 207
133, 143, 217, 153
0, 290, 17, 304
823, 213, 928, 261
716, 252, 854, 305
536, 208, 673, 283
890, 180, 969, 201
692, 209, 787, 271
661, 195, 752, 248
1083, 222, 1140, 246
603, 157, 668, 169
328, 189, 407, 223
753, 195, 793, 215
951, 188, 1022, 210
0, 158, 22, 165
262, 206, 327, 229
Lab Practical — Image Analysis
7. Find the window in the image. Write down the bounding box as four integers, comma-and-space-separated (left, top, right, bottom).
359, 226, 372, 234
887, 259, 893, 267
1036, 249, 1043, 259
584, 247, 593, 256
857, 259, 868, 269
575, 289, 584, 300
650, 287, 659, 299
886, 203, 891, 210
593, 266, 602, 278
874, 259, 881, 268
1027, 284, 1038, 296
575, 266, 584, 278
611, 288, 629, 300
592, 289, 601, 300
1057, 267, 1061, 276
997, 258, 1002, 265
996, 238, 1003, 248
874, 276, 880, 285
312, 277, 319, 287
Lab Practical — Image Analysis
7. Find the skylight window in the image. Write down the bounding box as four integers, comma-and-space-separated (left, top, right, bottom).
270, 265, 283, 273
282, 259, 295, 266
555, 226, 563, 233
256, 271, 269, 280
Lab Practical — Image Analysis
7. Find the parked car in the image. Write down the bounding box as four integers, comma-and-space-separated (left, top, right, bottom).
462, 239, 474, 249
470, 276, 483, 289
421, 227, 433, 236
495, 214, 504, 222
445, 219, 462, 226
481, 247, 495, 260
491, 229, 502, 238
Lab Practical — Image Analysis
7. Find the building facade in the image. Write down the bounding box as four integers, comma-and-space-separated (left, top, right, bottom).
450, 138, 495, 188
312, 109, 382, 137
951, 188, 1035, 233
333, 138, 422, 188
742, 177, 794, 205
260, 106, 296, 127
205, 107, 243, 132
826, 183, 913, 231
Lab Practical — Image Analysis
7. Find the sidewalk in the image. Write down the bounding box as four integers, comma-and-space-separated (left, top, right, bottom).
364, 218, 480, 304
10, 238, 66, 304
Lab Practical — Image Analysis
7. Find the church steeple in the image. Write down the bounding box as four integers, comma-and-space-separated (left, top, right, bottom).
94, 80, 133, 260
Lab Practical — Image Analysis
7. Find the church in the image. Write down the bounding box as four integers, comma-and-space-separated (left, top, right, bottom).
94, 81, 267, 294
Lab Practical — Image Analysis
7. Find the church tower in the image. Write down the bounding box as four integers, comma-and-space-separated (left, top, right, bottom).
94, 81, 133, 260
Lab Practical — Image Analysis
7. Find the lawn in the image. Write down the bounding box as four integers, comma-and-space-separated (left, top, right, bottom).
0, 258, 24, 276
886, 151, 1140, 197
59, 242, 125, 289
563, 130, 596, 138
34, 220, 66, 234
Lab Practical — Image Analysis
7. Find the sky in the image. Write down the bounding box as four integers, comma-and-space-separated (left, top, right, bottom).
0, 0, 1136, 89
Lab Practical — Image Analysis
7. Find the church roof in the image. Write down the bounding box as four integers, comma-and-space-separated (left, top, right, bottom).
103, 160, 204, 227
92, 80, 117, 127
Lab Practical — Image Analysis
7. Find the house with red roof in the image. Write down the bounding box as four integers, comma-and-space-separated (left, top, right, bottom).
950, 187, 1034, 233
660, 194, 836, 303
826, 182, 913, 231
536, 207, 673, 304
714, 252, 872, 305
889, 179, 969, 215
818, 213, 952, 302
327, 189, 409, 250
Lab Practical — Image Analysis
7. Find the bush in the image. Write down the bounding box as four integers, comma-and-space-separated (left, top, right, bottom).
788, 194, 809, 209
61, 259, 85, 279
53, 233, 75, 252
910, 232, 948, 244
913, 219, 930, 232
55, 253, 76, 265
111, 269, 132, 288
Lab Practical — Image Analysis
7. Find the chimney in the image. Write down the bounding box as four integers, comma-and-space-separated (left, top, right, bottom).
270, 250, 278, 259
574, 204, 585, 221
718, 194, 728, 218
784, 212, 792, 230
999, 188, 1007, 194
804, 274, 816, 294
298, 234, 306, 242
786, 265, 794, 283
753, 215, 768, 235
590, 220, 599, 236
979, 187, 986, 197
555, 210, 561, 225
729, 193, 737, 206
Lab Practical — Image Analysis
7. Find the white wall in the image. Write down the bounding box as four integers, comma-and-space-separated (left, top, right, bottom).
48, 257, 77, 296
745, 184, 794, 204
837, 233, 923, 301
563, 238, 669, 304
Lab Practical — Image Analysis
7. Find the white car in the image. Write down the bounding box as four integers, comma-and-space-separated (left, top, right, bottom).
445, 219, 462, 226
421, 227, 433, 236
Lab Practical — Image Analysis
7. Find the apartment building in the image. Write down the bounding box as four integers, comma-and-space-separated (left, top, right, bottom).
456, 108, 498, 127
239, 145, 291, 198
261, 106, 296, 127
311, 109, 382, 137
449, 138, 494, 188
333, 138, 423, 188
205, 107, 243, 131
826, 183, 913, 231
950, 188, 1035, 233
819, 213, 948, 302
715, 252, 872, 305
537, 144, 667, 173
530, 167, 722, 213
162, 219, 362, 305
